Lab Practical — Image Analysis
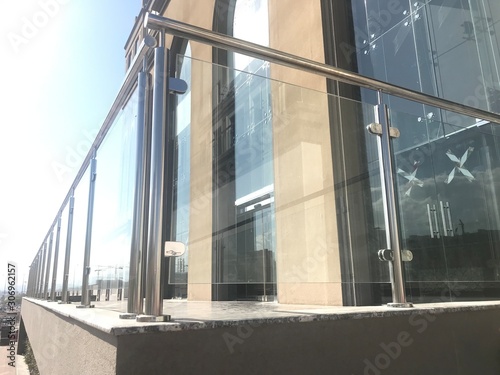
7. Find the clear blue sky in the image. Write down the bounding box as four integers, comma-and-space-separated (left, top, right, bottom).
0, 0, 141, 289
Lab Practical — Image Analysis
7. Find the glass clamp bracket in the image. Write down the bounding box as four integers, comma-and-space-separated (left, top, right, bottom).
367, 123, 400, 138
378, 249, 413, 262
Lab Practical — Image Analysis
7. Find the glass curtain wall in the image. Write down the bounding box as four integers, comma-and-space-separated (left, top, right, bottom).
212, 0, 276, 301
322, 0, 500, 304
391, 107, 500, 301
345, 0, 500, 121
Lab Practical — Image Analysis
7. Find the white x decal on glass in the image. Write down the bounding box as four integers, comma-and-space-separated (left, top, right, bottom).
445, 147, 475, 184
397, 166, 423, 196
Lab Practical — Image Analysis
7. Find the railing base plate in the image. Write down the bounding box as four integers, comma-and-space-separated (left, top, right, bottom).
387, 302, 414, 308
119, 313, 137, 320
76, 304, 95, 309
136, 314, 171, 322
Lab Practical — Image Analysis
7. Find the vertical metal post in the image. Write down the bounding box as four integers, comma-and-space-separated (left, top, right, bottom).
61, 194, 75, 304
26, 266, 31, 297
122, 68, 151, 319
33, 260, 38, 298
43, 231, 54, 299
32, 255, 38, 297
27, 265, 31, 297
28, 263, 33, 297
34, 251, 40, 297
50, 216, 62, 301
376, 96, 412, 307
37, 246, 46, 298
139, 44, 170, 322
28, 263, 34, 297
27, 266, 31, 297
261, 209, 267, 301
80, 154, 97, 308
34, 260, 38, 297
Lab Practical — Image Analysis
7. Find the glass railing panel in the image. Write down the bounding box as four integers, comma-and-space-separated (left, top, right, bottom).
67, 167, 90, 301
391, 105, 500, 302
333, 97, 391, 304
31, 48, 500, 308
172, 56, 390, 305
89, 89, 138, 312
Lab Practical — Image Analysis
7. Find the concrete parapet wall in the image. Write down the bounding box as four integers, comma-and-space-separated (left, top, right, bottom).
20, 298, 500, 375
117, 309, 500, 375
20, 299, 117, 375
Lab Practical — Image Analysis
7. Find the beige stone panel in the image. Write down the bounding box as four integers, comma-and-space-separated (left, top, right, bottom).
271, 63, 342, 304
188, 283, 212, 301
271, 83, 332, 165
186, 52, 213, 299
187, 58, 213, 237
275, 183, 340, 284
268, 0, 327, 91
161, 1, 215, 300
275, 205, 307, 283
278, 282, 343, 305
164, 0, 215, 29
163, 0, 214, 61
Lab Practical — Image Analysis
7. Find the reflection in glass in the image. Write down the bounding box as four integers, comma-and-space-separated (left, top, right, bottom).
212, 0, 277, 300
392, 107, 500, 302
351, 0, 500, 123
169, 43, 192, 298
90, 90, 138, 310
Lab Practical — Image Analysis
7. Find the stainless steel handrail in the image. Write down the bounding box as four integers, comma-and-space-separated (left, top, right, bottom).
145, 13, 500, 126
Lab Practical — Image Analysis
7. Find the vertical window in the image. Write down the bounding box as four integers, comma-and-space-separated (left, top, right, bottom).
233, 0, 272, 200
212, 0, 276, 301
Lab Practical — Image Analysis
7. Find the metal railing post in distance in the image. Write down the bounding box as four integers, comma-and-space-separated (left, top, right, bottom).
31, 254, 37, 298
50, 216, 62, 301
37, 247, 45, 298
375, 99, 412, 308
61, 194, 75, 304
33, 260, 38, 298
26, 266, 31, 297
121, 67, 151, 319
32, 256, 40, 298
35, 247, 41, 298
139, 44, 171, 323
41, 243, 48, 298
43, 231, 54, 299
27, 263, 33, 297
34, 258, 39, 297
79, 154, 97, 308
144, 13, 500, 126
